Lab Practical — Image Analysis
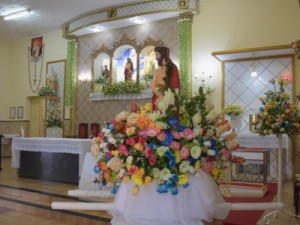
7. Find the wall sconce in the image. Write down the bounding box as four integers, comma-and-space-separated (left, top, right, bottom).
250, 53, 257, 77
78, 75, 89, 84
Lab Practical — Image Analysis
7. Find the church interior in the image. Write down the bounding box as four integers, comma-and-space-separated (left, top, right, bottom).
1, 0, 300, 224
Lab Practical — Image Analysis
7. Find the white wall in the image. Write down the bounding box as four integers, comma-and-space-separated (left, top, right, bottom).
192, 0, 300, 111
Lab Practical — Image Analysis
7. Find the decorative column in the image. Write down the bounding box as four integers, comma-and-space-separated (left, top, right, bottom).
66, 40, 77, 136
178, 12, 193, 97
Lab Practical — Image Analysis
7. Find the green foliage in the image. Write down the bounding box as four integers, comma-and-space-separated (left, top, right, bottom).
102, 81, 146, 95
95, 76, 108, 84
224, 104, 244, 116
38, 86, 56, 96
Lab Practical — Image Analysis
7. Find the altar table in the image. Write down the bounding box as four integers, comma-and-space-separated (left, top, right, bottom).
12, 138, 93, 183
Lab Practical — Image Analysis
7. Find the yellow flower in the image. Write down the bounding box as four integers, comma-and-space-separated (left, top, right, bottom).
123, 175, 130, 182
132, 174, 143, 185
125, 127, 136, 136
144, 176, 152, 185
212, 168, 219, 180
132, 185, 139, 195
111, 150, 119, 157
259, 97, 264, 102
268, 129, 273, 134
173, 150, 181, 163
194, 160, 201, 171
177, 174, 189, 185
137, 168, 145, 177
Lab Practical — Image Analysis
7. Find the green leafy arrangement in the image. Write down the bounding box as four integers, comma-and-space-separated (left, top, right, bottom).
38, 86, 56, 96
102, 81, 146, 95
45, 106, 64, 128
95, 76, 108, 84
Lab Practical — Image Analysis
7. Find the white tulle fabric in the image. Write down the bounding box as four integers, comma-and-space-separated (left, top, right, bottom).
109, 169, 230, 225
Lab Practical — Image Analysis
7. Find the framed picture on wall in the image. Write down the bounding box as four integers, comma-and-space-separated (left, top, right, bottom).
17, 106, 23, 119
10, 107, 16, 119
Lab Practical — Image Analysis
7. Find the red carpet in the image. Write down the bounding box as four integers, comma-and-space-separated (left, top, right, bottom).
222, 183, 277, 225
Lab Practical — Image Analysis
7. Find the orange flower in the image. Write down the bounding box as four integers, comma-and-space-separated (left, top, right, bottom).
104, 171, 111, 181
144, 176, 152, 185
98, 162, 108, 171
134, 142, 144, 151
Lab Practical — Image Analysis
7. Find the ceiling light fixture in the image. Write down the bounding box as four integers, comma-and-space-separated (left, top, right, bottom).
132, 17, 144, 24
3, 10, 30, 20
91, 26, 102, 33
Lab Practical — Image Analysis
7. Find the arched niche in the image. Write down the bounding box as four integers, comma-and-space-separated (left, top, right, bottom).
139, 46, 156, 83
113, 45, 136, 83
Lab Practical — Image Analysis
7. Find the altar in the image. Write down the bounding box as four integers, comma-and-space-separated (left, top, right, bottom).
12, 138, 93, 184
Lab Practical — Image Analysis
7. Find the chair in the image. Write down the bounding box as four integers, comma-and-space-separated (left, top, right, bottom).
294, 174, 300, 215
78, 123, 88, 139
90, 123, 100, 138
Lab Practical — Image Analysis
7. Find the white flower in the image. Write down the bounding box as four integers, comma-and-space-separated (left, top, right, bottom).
193, 126, 202, 137
108, 137, 117, 144
118, 168, 125, 177
179, 160, 190, 173
164, 89, 175, 106
157, 100, 168, 114
190, 146, 201, 159
102, 128, 111, 135
192, 112, 202, 126
203, 141, 211, 147
126, 156, 133, 164
207, 149, 216, 156
115, 111, 129, 122
147, 111, 163, 121
155, 121, 169, 129
159, 168, 171, 181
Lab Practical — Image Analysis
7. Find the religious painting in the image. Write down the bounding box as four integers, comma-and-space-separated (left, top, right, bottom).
115, 48, 136, 82
178, 0, 188, 8
9, 107, 15, 119
31, 36, 43, 62
107, 8, 117, 18
17, 106, 23, 119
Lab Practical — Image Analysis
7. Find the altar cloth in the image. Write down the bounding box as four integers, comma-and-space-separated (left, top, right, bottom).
109, 170, 230, 225
12, 137, 93, 175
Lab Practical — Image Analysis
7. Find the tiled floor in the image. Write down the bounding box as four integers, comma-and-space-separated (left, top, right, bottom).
0, 157, 299, 225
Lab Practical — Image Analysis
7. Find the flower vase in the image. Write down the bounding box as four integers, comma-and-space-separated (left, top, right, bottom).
46, 127, 62, 138
229, 115, 242, 131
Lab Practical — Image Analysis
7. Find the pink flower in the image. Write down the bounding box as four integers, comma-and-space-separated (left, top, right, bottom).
169, 141, 180, 150
180, 145, 190, 159
221, 147, 231, 159
145, 127, 159, 137
157, 131, 166, 141
138, 136, 146, 145
126, 138, 135, 146
111, 119, 117, 125
144, 147, 154, 158
106, 152, 112, 158
138, 130, 146, 136
129, 165, 137, 174
149, 157, 156, 166
117, 144, 129, 156
182, 128, 194, 140
171, 130, 182, 139
202, 162, 213, 174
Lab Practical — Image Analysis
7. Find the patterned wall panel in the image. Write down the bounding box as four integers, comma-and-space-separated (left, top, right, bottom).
76, 18, 179, 137
224, 57, 295, 180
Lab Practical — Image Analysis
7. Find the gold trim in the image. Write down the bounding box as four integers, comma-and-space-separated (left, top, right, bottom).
63, 0, 199, 39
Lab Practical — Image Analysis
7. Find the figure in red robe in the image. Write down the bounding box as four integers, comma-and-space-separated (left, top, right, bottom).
151, 47, 180, 111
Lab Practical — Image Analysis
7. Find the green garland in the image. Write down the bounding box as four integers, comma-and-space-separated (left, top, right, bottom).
178, 19, 192, 97
65, 40, 76, 107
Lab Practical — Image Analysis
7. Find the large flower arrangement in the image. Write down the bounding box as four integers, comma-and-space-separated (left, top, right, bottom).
38, 86, 56, 96
256, 78, 300, 136
92, 86, 240, 195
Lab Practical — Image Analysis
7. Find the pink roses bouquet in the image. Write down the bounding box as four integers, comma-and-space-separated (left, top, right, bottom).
93, 86, 240, 195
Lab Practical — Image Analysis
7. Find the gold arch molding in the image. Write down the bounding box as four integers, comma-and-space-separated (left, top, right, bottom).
63, 0, 199, 39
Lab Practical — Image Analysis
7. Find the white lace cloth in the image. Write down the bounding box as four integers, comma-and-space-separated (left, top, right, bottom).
90, 89, 152, 101
236, 133, 289, 149
109, 170, 230, 225
11, 137, 93, 175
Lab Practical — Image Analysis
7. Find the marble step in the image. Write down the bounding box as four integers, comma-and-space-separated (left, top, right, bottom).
0, 184, 111, 225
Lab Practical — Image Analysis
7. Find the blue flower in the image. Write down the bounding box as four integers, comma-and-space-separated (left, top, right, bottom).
111, 185, 119, 194
171, 186, 178, 195
171, 174, 179, 182
168, 117, 179, 127
166, 179, 174, 187
178, 125, 185, 132
149, 143, 157, 150
183, 182, 190, 188
94, 166, 100, 173
157, 184, 168, 193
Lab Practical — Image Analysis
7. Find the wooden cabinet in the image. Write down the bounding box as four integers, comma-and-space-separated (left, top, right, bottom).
28, 96, 60, 137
